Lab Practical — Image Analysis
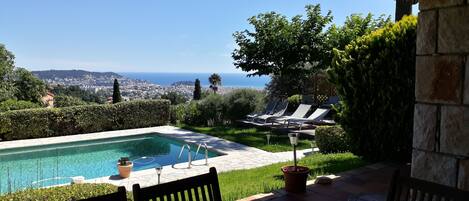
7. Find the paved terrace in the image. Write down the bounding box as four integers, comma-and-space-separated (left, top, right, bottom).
0, 126, 311, 191
240, 163, 397, 201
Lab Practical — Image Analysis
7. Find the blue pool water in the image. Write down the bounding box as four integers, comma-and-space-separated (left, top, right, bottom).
0, 134, 218, 194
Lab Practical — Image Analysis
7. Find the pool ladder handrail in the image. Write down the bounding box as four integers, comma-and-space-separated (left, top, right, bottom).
172, 144, 192, 169
193, 142, 208, 165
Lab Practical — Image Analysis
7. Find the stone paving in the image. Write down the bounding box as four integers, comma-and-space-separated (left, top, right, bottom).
239, 163, 399, 201
0, 126, 312, 191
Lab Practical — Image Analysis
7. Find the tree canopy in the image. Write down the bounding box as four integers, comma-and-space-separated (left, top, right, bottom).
13, 68, 46, 103
193, 78, 201, 100
0, 44, 17, 101
208, 73, 221, 93
0, 44, 46, 103
232, 4, 332, 77
112, 79, 122, 103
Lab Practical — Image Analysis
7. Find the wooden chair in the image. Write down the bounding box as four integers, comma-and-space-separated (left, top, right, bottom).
133, 167, 222, 201
386, 170, 469, 201
79, 186, 127, 201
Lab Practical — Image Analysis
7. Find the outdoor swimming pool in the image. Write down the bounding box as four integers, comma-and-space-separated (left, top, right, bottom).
0, 134, 219, 194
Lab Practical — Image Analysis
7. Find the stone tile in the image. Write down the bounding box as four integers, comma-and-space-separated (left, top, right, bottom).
465, 60, 469, 105
419, 0, 465, 10
417, 10, 437, 55
411, 150, 457, 187
458, 159, 469, 191
440, 106, 469, 156
413, 104, 437, 151
415, 55, 464, 104
438, 6, 469, 53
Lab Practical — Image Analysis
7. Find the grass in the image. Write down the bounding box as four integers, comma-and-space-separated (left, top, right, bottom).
218, 152, 367, 201
179, 125, 314, 152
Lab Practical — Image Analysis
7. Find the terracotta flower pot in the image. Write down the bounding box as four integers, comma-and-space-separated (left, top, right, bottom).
118, 162, 133, 178
281, 165, 310, 193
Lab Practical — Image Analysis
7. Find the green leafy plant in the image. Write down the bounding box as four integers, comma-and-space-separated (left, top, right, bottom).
0, 183, 125, 201
0, 99, 41, 112
287, 94, 302, 112
0, 99, 170, 141
54, 95, 89, 107
327, 16, 417, 161
118, 157, 131, 166
224, 89, 264, 122
315, 126, 349, 153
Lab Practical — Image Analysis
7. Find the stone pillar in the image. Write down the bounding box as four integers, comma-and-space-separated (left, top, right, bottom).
412, 0, 469, 190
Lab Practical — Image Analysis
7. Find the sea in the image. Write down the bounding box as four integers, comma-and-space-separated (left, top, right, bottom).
119, 72, 270, 89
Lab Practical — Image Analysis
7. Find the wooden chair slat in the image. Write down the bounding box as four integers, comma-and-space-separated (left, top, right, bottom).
133, 167, 222, 201
78, 186, 127, 201
387, 170, 469, 201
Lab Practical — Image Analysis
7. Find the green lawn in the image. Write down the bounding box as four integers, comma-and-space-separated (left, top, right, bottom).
179, 125, 314, 152
218, 152, 367, 201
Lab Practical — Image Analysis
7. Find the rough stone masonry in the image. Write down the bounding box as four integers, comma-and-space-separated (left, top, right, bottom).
412, 0, 469, 191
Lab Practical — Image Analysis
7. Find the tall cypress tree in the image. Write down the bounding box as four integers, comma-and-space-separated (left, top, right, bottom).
112, 78, 122, 103
193, 78, 201, 100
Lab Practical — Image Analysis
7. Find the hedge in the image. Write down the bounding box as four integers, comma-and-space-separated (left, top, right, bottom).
0, 183, 130, 201
0, 99, 170, 141
328, 16, 416, 161
315, 126, 349, 153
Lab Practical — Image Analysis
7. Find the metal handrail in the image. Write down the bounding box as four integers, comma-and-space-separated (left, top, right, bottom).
172, 144, 192, 168
193, 142, 208, 165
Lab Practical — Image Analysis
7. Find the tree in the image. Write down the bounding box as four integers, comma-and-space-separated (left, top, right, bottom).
193, 78, 201, 100
112, 79, 122, 103
232, 4, 332, 98
54, 95, 88, 107
324, 13, 391, 69
208, 74, 221, 94
12, 68, 46, 103
161, 91, 188, 105
232, 4, 332, 77
0, 44, 17, 101
51, 85, 106, 104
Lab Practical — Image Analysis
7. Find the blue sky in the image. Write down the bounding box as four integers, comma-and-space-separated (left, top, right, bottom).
0, 1, 413, 73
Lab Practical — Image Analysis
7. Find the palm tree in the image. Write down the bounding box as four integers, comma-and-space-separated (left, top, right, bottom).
208, 73, 221, 94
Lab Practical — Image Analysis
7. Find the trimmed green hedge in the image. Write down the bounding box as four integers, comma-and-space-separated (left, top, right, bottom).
328, 16, 416, 161
0, 99, 170, 141
315, 126, 349, 153
0, 183, 129, 201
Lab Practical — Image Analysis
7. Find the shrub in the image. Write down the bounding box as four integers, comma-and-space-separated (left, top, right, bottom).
54, 95, 88, 107
0, 99, 41, 112
328, 16, 416, 161
287, 94, 302, 112
161, 91, 188, 105
224, 89, 264, 122
197, 94, 225, 126
0, 99, 170, 141
0, 183, 127, 201
315, 126, 349, 153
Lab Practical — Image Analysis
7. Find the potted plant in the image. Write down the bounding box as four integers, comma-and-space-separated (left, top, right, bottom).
117, 157, 133, 178
281, 133, 310, 193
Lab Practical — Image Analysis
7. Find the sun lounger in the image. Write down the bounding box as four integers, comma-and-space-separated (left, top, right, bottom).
254, 100, 288, 123
285, 108, 331, 129
274, 104, 312, 122
246, 100, 278, 121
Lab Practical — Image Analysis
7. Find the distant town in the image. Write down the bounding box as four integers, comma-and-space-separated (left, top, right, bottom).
32, 70, 242, 101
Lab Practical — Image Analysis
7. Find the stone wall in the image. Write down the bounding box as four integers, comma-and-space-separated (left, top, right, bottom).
412, 0, 469, 190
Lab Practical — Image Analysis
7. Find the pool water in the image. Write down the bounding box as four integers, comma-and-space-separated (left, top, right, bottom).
0, 134, 218, 194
